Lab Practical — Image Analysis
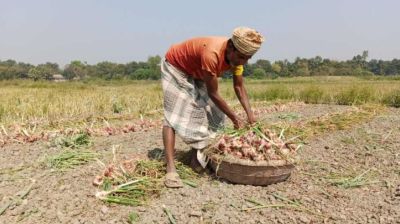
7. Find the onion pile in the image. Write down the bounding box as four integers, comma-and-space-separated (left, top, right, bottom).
0, 119, 161, 146
211, 126, 300, 162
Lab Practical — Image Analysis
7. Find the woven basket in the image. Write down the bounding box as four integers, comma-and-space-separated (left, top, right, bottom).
208, 154, 295, 186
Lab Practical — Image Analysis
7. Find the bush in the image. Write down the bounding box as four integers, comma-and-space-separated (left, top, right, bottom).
299, 86, 324, 104
0, 104, 5, 121
112, 97, 124, 113
52, 132, 91, 149
382, 89, 400, 108
252, 86, 294, 101
335, 86, 375, 105
251, 68, 267, 79
130, 69, 152, 80
112, 101, 124, 113
266, 72, 279, 79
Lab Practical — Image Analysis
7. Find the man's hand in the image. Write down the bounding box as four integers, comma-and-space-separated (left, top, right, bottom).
247, 112, 257, 125
232, 116, 244, 129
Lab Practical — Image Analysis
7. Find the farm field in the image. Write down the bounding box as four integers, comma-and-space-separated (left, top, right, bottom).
0, 77, 399, 223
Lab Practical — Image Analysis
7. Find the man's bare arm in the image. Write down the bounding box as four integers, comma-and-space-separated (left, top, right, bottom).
233, 74, 255, 124
203, 72, 242, 129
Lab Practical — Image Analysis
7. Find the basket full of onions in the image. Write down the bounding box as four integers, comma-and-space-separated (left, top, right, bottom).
205, 125, 301, 186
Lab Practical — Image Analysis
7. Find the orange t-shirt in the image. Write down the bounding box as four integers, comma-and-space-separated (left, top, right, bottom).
165, 37, 232, 80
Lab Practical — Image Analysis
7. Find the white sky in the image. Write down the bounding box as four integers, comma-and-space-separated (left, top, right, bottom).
1, 0, 399, 66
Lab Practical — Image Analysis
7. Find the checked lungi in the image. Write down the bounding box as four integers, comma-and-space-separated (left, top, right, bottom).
161, 59, 225, 150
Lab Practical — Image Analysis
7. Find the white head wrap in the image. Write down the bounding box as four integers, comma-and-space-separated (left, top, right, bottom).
232, 27, 265, 56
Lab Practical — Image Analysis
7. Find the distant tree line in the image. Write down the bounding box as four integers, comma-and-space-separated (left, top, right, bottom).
1, 51, 399, 81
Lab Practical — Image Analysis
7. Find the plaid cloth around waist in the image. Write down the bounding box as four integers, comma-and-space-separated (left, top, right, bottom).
161, 59, 225, 149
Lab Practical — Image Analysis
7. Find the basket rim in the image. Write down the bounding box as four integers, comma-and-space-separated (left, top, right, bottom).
208, 153, 294, 167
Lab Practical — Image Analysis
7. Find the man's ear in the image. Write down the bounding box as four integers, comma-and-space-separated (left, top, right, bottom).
227, 39, 234, 51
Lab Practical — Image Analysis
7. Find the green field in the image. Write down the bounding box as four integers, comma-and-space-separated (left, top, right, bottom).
0, 76, 399, 126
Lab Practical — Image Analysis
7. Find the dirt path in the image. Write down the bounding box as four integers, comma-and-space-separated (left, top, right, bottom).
1, 104, 399, 224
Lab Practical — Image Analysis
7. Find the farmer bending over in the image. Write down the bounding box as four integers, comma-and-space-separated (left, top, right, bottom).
161, 27, 264, 188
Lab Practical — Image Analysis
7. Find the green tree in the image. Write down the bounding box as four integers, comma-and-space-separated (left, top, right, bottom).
251, 68, 267, 79
0, 60, 33, 80
147, 55, 161, 80
63, 60, 88, 80
28, 67, 46, 81
28, 62, 60, 80
130, 68, 153, 80
308, 56, 323, 72
271, 63, 282, 74
126, 61, 139, 76
351, 50, 369, 72
94, 61, 119, 80
255, 59, 272, 73
243, 63, 255, 77
293, 58, 310, 76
